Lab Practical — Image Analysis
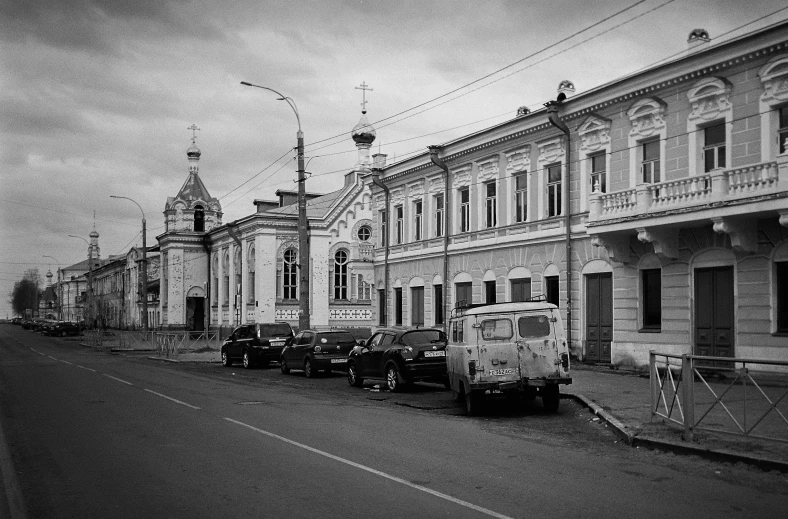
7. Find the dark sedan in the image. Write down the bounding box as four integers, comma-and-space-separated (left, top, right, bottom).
347, 327, 448, 392
280, 330, 357, 378
47, 322, 82, 337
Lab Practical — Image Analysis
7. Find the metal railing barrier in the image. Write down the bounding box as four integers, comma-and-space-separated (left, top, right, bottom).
650, 351, 788, 443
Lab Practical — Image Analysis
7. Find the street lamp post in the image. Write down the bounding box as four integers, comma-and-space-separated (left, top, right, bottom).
42, 255, 61, 321
110, 196, 148, 332
69, 235, 94, 328
240, 81, 310, 331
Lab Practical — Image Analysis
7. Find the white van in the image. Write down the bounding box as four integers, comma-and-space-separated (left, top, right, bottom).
447, 299, 572, 415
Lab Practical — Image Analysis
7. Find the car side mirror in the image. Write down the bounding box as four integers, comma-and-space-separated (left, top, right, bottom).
356, 339, 367, 347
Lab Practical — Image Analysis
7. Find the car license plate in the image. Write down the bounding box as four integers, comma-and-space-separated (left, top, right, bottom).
330, 358, 346, 364
423, 351, 445, 357
489, 368, 515, 376
270, 341, 284, 347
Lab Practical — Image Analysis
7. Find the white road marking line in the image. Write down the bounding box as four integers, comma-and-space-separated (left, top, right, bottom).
102, 374, 133, 386
47, 356, 57, 361
77, 365, 96, 372
144, 389, 201, 410
60, 360, 73, 365
224, 418, 514, 519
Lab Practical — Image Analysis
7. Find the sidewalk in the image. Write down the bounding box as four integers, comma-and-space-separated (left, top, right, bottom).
566, 363, 788, 472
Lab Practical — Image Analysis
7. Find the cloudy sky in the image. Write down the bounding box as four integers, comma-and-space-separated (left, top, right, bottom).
2, 0, 787, 318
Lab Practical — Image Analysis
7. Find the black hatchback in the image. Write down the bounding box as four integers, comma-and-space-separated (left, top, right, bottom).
221, 322, 294, 368
347, 328, 448, 391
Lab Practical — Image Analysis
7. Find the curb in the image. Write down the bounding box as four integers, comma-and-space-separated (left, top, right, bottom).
147, 356, 180, 363
565, 393, 788, 473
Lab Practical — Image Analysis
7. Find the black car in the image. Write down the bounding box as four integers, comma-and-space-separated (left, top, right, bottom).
280, 330, 357, 378
221, 322, 294, 368
47, 321, 82, 337
347, 327, 448, 392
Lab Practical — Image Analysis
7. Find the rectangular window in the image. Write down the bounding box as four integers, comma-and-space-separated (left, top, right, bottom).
485, 182, 497, 228
455, 282, 472, 308
414, 200, 423, 241
590, 152, 606, 193
642, 269, 662, 330
460, 187, 470, 232
703, 123, 726, 172
248, 271, 255, 303
396, 205, 404, 244
545, 276, 559, 307
777, 262, 788, 332
379, 210, 387, 247
484, 280, 496, 304
378, 289, 387, 326
434, 194, 444, 237
641, 140, 661, 184
434, 284, 444, 325
779, 106, 788, 155
515, 174, 527, 222
394, 287, 403, 325
511, 278, 531, 302
411, 287, 424, 326
547, 163, 562, 217
356, 274, 371, 300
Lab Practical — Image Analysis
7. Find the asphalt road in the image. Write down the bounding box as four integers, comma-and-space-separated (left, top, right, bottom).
1, 325, 786, 518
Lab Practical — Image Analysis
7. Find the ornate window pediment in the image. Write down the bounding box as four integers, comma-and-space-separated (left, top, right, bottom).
390, 187, 404, 205
687, 77, 732, 123
427, 174, 443, 193
476, 156, 500, 182
627, 97, 667, 139
408, 180, 425, 197
505, 147, 530, 175
759, 54, 788, 104
451, 165, 472, 189
537, 138, 564, 165
578, 114, 611, 153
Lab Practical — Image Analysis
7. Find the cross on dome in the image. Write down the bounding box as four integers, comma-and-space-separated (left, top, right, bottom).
188, 123, 201, 144
355, 81, 373, 114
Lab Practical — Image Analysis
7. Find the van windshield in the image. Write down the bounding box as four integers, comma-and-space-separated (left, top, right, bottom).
259, 324, 292, 337
518, 315, 551, 339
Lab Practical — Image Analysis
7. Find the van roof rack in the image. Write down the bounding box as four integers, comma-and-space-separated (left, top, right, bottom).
450, 294, 549, 318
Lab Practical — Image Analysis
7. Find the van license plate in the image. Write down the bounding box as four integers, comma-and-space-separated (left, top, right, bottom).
424, 351, 445, 357
330, 358, 346, 364
490, 368, 515, 376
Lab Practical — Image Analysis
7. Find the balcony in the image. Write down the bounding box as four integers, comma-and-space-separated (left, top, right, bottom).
586, 157, 788, 263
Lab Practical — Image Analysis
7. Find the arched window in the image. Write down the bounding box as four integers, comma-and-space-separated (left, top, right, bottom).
334, 250, 349, 300
283, 249, 298, 300
222, 250, 230, 305
248, 244, 255, 304
234, 247, 242, 304
212, 253, 219, 305
194, 205, 205, 232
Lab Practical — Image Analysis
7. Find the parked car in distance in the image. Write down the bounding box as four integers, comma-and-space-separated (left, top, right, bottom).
34, 319, 57, 333
280, 330, 357, 378
46, 321, 82, 337
347, 327, 448, 392
221, 322, 294, 368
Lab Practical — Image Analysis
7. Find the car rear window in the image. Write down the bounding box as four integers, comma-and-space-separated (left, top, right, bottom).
401, 330, 445, 346
258, 324, 292, 337
518, 315, 552, 339
480, 318, 513, 340
316, 332, 356, 345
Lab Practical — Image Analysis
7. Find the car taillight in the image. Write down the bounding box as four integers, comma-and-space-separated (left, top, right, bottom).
469, 360, 476, 377
561, 353, 569, 370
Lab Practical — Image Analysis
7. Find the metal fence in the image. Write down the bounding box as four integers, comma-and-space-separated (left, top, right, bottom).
152, 331, 220, 357
650, 351, 788, 443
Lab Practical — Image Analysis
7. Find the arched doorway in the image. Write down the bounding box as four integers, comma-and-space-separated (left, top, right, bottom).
186, 286, 205, 331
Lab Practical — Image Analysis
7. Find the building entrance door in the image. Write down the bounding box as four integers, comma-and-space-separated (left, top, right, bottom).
186, 297, 205, 331
694, 266, 734, 360
585, 273, 612, 363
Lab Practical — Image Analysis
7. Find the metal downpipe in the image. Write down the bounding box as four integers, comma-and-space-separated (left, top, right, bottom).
429, 146, 450, 332
371, 170, 390, 327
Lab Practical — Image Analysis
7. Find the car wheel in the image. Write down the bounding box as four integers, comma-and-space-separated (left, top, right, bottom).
221, 349, 232, 367
347, 363, 364, 387
243, 350, 253, 369
280, 356, 290, 374
542, 385, 560, 413
465, 388, 483, 416
304, 358, 315, 378
385, 364, 402, 392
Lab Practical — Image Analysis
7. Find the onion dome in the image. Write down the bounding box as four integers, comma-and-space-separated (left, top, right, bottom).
46, 270, 53, 279
187, 144, 202, 159
89, 229, 99, 238
351, 113, 376, 145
